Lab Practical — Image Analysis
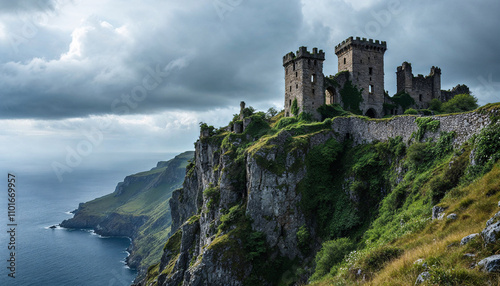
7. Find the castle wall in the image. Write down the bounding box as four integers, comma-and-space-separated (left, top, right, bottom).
412, 75, 435, 108
330, 111, 492, 147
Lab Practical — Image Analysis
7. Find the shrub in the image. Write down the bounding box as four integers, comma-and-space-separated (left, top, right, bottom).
442, 93, 478, 113
274, 116, 298, 129
311, 238, 354, 280
404, 108, 418, 115
473, 123, 500, 165
407, 142, 434, 167
419, 109, 433, 115
317, 103, 349, 120
391, 91, 416, 111
203, 184, 220, 210
265, 107, 278, 119
296, 225, 311, 252
242, 106, 256, 118
199, 122, 215, 135
429, 98, 442, 112
218, 205, 245, 232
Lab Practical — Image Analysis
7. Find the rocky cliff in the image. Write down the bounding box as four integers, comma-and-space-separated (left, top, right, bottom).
60, 151, 194, 276
138, 105, 500, 285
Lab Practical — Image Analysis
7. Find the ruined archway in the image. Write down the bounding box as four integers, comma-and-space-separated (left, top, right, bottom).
365, 108, 377, 118
325, 87, 339, 105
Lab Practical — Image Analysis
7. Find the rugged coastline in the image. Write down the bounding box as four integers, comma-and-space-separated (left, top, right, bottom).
60, 151, 194, 276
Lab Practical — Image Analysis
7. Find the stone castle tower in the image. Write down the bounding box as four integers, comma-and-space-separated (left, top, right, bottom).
283, 47, 325, 119
334, 37, 387, 117
282, 37, 467, 119
396, 62, 441, 109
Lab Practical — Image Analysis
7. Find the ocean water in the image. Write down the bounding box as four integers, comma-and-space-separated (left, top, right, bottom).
0, 152, 179, 286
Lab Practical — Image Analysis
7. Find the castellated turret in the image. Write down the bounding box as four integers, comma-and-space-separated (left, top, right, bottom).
396, 62, 442, 109
335, 37, 387, 118
283, 46, 325, 120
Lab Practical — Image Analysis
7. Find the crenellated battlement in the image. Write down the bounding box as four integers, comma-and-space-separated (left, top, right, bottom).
334, 36, 387, 55
283, 46, 325, 66
283, 37, 467, 119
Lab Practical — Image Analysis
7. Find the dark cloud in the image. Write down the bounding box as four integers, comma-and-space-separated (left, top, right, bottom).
0, 0, 499, 119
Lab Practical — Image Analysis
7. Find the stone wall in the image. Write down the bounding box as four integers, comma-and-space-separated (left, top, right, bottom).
330, 110, 492, 147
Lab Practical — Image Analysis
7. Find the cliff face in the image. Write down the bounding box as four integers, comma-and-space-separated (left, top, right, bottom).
139, 107, 500, 286
60, 151, 194, 275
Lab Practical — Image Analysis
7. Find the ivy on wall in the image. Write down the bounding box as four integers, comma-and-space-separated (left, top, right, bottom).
390, 91, 415, 112
291, 98, 299, 116
340, 80, 363, 115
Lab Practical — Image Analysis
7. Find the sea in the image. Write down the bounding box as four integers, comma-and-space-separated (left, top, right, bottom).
0, 152, 180, 286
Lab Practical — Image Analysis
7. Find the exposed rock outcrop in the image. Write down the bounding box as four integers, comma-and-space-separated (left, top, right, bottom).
478, 255, 500, 273
60, 151, 194, 277
482, 211, 500, 245
460, 233, 480, 246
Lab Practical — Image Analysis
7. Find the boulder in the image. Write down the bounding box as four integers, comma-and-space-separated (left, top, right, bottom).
486, 211, 500, 227
447, 213, 457, 220
413, 259, 428, 268
432, 206, 445, 220
460, 233, 480, 245
415, 271, 430, 285
478, 255, 500, 273
482, 211, 500, 245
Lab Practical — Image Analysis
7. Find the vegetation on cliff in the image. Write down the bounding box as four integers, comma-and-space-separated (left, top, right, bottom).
141, 103, 500, 286
61, 151, 193, 277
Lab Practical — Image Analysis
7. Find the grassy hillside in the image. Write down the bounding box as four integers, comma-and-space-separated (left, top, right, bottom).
62, 151, 194, 275
306, 107, 500, 285
142, 104, 500, 285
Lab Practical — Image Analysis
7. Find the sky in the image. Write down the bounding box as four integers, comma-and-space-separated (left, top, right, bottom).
1, 0, 500, 181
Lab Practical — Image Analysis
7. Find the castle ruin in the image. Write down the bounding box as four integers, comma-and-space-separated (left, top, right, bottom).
284, 36, 469, 118
283, 47, 325, 119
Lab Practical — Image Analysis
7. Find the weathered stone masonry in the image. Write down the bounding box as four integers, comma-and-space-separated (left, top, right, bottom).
285, 36, 469, 118
330, 110, 492, 147
283, 47, 325, 120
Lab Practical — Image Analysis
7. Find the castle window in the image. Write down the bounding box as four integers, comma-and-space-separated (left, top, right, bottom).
289, 99, 291, 106
314, 60, 317, 66
369, 85, 374, 94
360, 59, 363, 64
369, 67, 373, 75
312, 89, 315, 95
293, 62, 296, 71
286, 68, 288, 75
419, 94, 423, 101
296, 72, 298, 77
296, 84, 298, 89
290, 86, 292, 92
311, 74, 316, 83
344, 58, 346, 64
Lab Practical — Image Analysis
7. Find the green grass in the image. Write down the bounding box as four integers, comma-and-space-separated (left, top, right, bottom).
67, 151, 194, 275
309, 121, 500, 285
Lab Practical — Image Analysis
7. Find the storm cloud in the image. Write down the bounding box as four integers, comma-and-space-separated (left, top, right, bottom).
0, 0, 499, 120
1, 0, 500, 181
